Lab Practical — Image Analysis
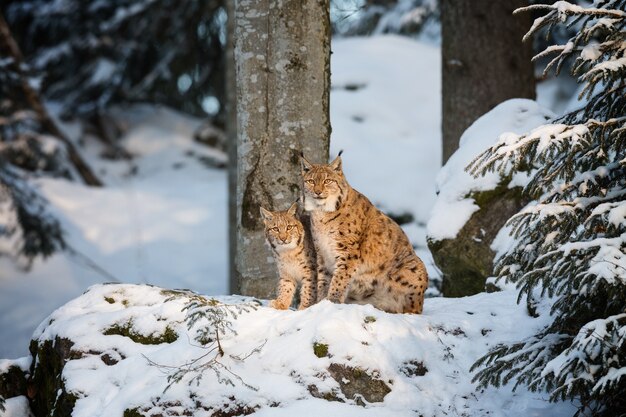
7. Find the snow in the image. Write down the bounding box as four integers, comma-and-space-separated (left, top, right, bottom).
29, 283, 575, 417
427, 99, 554, 241
89, 59, 116, 85
1, 396, 32, 417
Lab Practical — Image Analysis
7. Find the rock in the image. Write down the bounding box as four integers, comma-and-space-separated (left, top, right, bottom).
307, 363, 391, 406
0, 362, 28, 400
429, 183, 527, 297
427, 100, 553, 297
28, 337, 79, 417
327, 363, 391, 405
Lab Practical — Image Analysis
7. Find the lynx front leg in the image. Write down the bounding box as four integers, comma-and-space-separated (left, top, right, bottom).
270, 276, 296, 310
298, 269, 317, 309
326, 259, 358, 303
316, 251, 332, 302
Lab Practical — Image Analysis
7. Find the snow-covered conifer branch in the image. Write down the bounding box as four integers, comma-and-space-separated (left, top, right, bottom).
470, 1, 626, 414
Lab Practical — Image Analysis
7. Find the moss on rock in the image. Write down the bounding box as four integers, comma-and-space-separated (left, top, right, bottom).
103, 320, 178, 345
428, 183, 527, 297
313, 342, 329, 358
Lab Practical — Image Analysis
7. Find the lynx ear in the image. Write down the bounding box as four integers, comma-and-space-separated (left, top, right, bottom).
300, 152, 313, 173
329, 150, 343, 172
287, 201, 298, 216
260, 206, 273, 222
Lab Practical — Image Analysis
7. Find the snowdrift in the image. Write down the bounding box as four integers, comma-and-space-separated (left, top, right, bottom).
1, 284, 575, 417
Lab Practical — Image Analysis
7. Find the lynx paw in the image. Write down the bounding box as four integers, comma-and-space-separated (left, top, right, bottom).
297, 301, 314, 310
269, 299, 288, 310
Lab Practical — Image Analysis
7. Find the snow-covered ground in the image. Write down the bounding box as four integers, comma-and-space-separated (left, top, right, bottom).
0, 35, 441, 360
8, 283, 576, 417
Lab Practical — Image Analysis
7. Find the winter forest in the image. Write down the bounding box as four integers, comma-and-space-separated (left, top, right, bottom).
0, 0, 625, 416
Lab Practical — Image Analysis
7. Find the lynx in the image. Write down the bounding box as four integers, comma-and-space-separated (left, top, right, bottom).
260, 202, 317, 310
300, 152, 428, 314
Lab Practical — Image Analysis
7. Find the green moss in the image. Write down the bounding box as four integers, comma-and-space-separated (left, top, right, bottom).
313, 342, 329, 358
469, 177, 518, 209
104, 296, 115, 304
364, 316, 376, 324
104, 320, 178, 345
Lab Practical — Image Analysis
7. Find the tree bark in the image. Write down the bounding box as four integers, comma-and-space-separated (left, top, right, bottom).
233, 0, 331, 298
441, 0, 535, 164
226, 0, 238, 294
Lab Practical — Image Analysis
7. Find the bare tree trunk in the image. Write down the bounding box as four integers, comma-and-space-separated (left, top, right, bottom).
226, 0, 238, 294
0, 12, 102, 187
441, 0, 535, 164
233, 0, 331, 298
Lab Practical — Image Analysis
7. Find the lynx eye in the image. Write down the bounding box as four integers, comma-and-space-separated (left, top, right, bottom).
271, 227, 279, 232
286, 225, 294, 230
305, 179, 315, 185
323, 179, 333, 184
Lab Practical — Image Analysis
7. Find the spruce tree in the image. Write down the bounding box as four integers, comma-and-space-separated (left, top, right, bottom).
2, 0, 226, 120
0, 12, 66, 263
469, 2, 626, 416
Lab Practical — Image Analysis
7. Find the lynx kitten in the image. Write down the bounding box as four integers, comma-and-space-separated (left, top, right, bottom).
301, 152, 428, 314
260, 202, 317, 310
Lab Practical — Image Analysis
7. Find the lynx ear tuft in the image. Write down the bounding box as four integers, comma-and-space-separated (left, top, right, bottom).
330, 151, 343, 172
287, 201, 298, 216
260, 206, 273, 221
300, 152, 313, 173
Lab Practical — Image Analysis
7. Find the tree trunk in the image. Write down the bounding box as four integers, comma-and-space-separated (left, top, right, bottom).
233, 0, 331, 298
441, 0, 535, 164
226, 0, 238, 294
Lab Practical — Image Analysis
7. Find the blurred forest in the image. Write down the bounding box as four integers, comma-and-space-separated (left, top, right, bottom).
0, 0, 437, 264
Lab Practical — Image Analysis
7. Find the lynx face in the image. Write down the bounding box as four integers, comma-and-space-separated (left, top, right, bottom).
260, 203, 304, 252
301, 154, 349, 212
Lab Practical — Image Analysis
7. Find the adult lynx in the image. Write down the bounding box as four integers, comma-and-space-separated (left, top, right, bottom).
301, 152, 428, 314
260, 203, 317, 310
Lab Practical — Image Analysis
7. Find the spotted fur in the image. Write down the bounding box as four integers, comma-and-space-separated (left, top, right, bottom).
301, 153, 428, 314
261, 202, 317, 310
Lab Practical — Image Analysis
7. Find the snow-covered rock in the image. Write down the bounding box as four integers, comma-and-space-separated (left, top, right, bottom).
427, 99, 554, 296
2, 283, 575, 417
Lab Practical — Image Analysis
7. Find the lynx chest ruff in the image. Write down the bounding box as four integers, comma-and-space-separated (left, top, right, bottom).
310, 213, 340, 272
